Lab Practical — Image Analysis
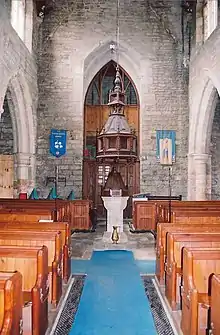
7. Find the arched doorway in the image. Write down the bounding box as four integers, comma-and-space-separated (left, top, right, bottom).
83, 61, 140, 217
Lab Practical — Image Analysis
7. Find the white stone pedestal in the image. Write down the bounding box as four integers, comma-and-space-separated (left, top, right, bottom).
102, 196, 129, 233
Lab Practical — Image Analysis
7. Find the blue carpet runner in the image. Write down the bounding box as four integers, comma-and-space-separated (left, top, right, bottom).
70, 250, 157, 335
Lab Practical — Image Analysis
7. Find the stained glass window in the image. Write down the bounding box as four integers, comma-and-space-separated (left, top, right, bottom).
86, 61, 137, 105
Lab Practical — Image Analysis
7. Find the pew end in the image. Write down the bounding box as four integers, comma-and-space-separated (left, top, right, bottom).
0, 271, 23, 335
181, 247, 220, 335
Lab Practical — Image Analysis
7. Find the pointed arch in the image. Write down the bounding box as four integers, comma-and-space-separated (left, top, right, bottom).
85, 60, 139, 106
189, 77, 218, 155
188, 25, 220, 199
83, 39, 142, 102
83, 59, 140, 217
7, 72, 35, 155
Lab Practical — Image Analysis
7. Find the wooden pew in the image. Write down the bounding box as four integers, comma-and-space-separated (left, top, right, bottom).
0, 230, 62, 306
165, 232, 220, 310
156, 223, 220, 284
173, 212, 220, 224
158, 201, 220, 219
210, 274, 220, 335
133, 200, 220, 231
67, 200, 92, 230
181, 248, 220, 335
0, 199, 92, 230
0, 211, 53, 222
0, 246, 48, 335
0, 221, 71, 283
132, 201, 157, 230
0, 271, 22, 335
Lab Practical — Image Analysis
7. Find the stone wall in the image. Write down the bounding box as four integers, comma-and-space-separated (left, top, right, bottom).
36, 0, 189, 199
0, 96, 13, 155
3, 0, 11, 17
211, 95, 220, 199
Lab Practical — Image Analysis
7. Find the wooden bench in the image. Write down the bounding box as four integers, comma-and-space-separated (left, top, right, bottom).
157, 201, 220, 223
172, 212, 220, 224
181, 248, 220, 335
133, 200, 220, 231
0, 271, 22, 335
156, 223, 220, 284
0, 230, 62, 306
0, 199, 92, 230
0, 221, 71, 283
132, 201, 157, 230
0, 246, 48, 335
210, 274, 220, 335
165, 232, 220, 311
0, 211, 53, 222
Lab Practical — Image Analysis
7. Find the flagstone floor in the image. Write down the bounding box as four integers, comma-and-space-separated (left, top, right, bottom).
71, 221, 156, 261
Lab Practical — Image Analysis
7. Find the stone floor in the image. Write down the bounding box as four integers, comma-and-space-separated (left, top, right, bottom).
71, 221, 156, 260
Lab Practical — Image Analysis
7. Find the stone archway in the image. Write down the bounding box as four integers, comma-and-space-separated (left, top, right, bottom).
7, 73, 36, 194
0, 72, 36, 196
0, 2, 37, 196
83, 60, 140, 216
83, 40, 143, 215
188, 26, 220, 200
83, 39, 142, 101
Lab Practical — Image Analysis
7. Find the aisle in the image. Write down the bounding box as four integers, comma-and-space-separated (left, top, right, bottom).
69, 250, 157, 335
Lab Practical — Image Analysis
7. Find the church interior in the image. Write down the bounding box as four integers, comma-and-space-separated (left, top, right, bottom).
1, 0, 220, 334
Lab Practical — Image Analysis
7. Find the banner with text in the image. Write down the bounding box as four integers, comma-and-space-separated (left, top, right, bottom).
50, 129, 67, 158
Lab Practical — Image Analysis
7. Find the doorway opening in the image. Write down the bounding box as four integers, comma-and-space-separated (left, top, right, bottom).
83, 61, 140, 218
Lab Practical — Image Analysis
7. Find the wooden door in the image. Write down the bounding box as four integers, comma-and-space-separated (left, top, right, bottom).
0, 155, 13, 198
83, 160, 140, 218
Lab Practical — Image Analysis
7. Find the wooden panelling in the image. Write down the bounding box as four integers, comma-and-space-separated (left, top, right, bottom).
84, 105, 139, 135
70, 200, 91, 230
210, 274, 220, 335
0, 155, 13, 198
133, 202, 157, 230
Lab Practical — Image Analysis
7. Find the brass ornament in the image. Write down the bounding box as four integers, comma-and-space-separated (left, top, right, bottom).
112, 226, 119, 244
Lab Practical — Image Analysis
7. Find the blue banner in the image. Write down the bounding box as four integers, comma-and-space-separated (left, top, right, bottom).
156, 130, 176, 165
50, 129, 67, 158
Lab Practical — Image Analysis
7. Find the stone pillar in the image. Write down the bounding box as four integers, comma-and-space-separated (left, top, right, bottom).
14, 153, 35, 195
194, 154, 209, 200
187, 153, 196, 200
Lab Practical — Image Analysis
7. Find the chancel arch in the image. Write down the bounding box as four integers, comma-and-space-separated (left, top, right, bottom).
83, 61, 140, 217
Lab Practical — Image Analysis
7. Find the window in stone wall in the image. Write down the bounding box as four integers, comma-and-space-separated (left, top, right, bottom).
11, 0, 33, 52
86, 61, 138, 105
203, 0, 218, 41
11, 0, 25, 41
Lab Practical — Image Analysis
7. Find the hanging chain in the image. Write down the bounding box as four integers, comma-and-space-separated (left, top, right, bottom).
116, 0, 120, 67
